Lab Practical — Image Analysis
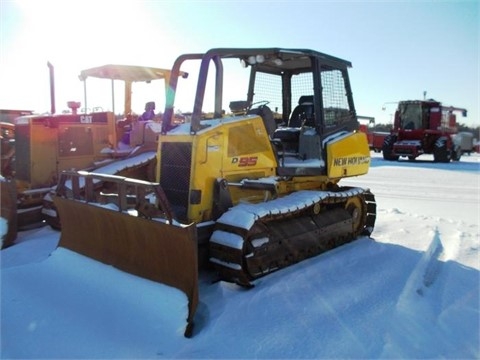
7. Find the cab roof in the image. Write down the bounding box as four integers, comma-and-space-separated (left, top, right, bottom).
205, 47, 352, 74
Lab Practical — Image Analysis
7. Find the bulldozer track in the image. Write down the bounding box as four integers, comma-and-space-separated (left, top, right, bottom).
209, 187, 376, 286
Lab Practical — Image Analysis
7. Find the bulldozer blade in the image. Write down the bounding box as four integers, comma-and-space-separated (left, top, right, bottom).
54, 196, 198, 337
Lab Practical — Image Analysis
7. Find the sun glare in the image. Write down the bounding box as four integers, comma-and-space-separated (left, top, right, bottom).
3, 0, 179, 113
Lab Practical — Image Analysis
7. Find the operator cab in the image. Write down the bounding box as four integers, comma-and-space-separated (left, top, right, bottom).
161, 48, 360, 176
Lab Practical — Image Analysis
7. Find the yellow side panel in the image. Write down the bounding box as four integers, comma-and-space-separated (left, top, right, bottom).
188, 118, 277, 222
189, 132, 224, 222
161, 117, 277, 223
30, 124, 58, 188
221, 118, 277, 175
326, 132, 371, 179
56, 112, 116, 172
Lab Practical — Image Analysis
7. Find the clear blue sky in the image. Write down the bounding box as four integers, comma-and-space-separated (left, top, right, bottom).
0, 0, 478, 126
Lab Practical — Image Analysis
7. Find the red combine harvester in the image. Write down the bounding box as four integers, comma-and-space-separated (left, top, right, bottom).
382, 99, 467, 162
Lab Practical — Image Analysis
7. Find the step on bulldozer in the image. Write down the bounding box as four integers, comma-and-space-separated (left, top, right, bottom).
53, 48, 377, 337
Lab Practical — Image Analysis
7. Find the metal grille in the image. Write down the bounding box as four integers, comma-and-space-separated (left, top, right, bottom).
252, 67, 350, 127
253, 72, 314, 116
160, 142, 192, 221
291, 73, 314, 105
321, 69, 349, 109
252, 72, 283, 112
321, 69, 350, 126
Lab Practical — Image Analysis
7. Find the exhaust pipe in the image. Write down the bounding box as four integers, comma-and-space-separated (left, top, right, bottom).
47, 61, 55, 114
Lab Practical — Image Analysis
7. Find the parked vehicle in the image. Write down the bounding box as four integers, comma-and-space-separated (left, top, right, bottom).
52, 47, 377, 337
5, 63, 184, 231
0, 109, 33, 123
452, 132, 475, 155
383, 99, 467, 162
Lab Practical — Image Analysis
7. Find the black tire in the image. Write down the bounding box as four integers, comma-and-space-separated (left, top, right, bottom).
382, 135, 399, 161
433, 137, 451, 163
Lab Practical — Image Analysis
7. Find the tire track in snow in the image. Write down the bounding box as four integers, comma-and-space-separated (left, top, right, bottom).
416, 228, 443, 293
387, 227, 445, 302
379, 228, 459, 358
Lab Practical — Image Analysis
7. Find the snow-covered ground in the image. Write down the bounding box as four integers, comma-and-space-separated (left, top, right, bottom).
1, 152, 479, 359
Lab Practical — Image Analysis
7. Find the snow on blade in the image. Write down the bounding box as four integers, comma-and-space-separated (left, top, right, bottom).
63, 151, 156, 190
94, 151, 156, 175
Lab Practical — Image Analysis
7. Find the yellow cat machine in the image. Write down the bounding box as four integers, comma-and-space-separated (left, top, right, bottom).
10, 63, 185, 231
53, 48, 377, 336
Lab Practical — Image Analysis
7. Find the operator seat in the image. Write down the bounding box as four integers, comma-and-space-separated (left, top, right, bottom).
288, 95, 315, 127
247, 104, 276, 138
119, 101, 156, 147
271, 95, 316, 153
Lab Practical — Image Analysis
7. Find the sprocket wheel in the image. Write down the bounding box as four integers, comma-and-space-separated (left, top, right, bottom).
345, 195, 367, 237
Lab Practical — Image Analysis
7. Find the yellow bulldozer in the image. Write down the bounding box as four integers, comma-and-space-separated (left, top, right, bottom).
52, 48, 377, 337
0, 63, 186, 240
